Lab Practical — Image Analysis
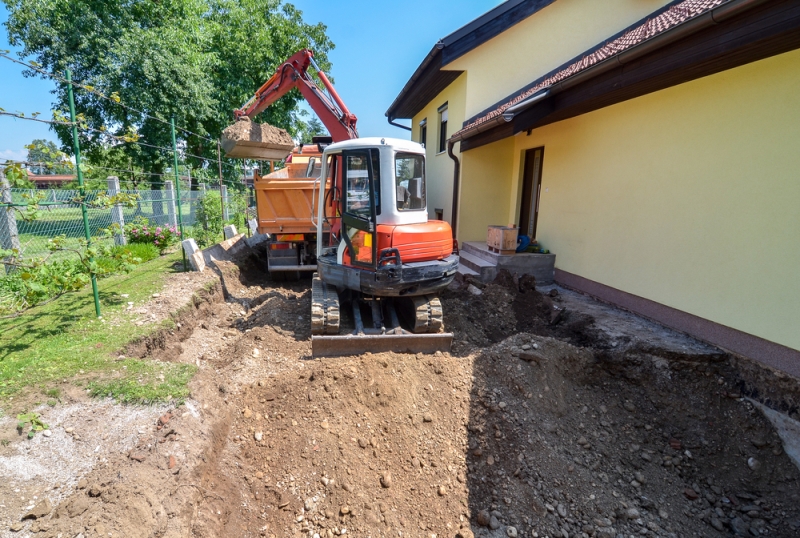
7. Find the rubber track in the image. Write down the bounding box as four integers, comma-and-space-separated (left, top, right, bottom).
311, 275, 340, 335
411, 295, 444, 334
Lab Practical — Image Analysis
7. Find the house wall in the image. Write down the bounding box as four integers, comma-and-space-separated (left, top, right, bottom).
445, 0, 672, 119
500, 49, 800, 352
458, 137, 515, 242
411, 73, 467, 223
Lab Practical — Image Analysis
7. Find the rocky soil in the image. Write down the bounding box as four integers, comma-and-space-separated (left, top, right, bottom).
2, 248, 799, 538
221, 117, 294, 146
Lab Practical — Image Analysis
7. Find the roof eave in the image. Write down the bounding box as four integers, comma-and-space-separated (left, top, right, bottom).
451, 0, 770, 143
385, 44, 443, 121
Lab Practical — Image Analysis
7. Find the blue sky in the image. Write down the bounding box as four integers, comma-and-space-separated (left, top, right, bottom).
0, 0, 502, 162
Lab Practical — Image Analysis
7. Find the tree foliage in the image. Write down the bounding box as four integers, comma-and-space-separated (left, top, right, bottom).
24, 138, 72, 176
2, 0, 335, 182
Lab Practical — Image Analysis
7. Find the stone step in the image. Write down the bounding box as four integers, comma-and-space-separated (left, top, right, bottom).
459, 251, 497, 282
456, 263, 479, 278
462, 241, 508, 263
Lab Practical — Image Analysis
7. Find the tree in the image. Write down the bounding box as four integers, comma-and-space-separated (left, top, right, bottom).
295, 116, 328, 143
2, 0, 334, 191
25, 139, 59, 174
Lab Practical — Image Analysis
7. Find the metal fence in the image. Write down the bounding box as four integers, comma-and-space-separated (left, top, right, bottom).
1, 177, 244, 261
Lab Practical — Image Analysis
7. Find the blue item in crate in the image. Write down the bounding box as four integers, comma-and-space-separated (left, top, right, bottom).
516, 234, 531, 253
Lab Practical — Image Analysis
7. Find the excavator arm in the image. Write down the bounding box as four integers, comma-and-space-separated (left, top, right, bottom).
235, 49, 358, 142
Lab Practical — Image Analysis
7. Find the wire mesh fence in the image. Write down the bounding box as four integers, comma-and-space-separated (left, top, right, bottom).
1, 183, 252, 261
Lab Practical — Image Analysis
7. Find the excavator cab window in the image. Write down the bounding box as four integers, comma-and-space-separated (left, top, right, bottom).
341, 150, 379, 268
395, 153, 426, 211
345, 166, 369, 216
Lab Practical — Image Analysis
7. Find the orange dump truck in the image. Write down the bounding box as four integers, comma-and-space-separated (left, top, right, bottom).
253, 138, 333, 274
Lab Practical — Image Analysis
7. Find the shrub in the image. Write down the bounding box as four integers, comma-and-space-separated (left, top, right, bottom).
124, 216, 178, 252
193, 192, 224, 248
111, 243, 160, 263
0, 258, 88, 314
0, 241, 149, 315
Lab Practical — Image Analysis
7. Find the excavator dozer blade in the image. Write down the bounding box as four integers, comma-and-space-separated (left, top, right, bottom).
311, 333, 453, 358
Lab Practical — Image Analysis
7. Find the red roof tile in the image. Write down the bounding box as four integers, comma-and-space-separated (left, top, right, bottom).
453, 0, 727, 138
29, 174, 76, 182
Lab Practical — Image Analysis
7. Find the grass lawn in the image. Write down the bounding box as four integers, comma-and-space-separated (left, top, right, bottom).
0, 252, 197, 412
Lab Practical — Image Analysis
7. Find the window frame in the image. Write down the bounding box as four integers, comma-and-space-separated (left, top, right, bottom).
394, 152, 426, 212
437, 103, 448, 153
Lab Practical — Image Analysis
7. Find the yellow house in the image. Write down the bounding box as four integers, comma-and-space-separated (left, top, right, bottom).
386, 0, 800, 377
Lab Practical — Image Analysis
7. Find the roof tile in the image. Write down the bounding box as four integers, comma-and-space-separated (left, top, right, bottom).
453, 0, 727, 138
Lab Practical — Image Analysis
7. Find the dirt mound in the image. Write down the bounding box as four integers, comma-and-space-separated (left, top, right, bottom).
221, 117, 294, 160
7, 261, 800, 537
443, 269, 606, 354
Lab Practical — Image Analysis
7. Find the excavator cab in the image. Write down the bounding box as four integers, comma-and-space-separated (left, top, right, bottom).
315, 137, 457, 291
309, 138, 458, 356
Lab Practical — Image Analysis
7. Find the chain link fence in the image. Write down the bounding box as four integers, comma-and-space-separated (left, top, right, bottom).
1, 178, 252, 262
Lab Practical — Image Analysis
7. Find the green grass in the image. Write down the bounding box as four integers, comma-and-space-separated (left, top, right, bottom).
0, 252, 197, 409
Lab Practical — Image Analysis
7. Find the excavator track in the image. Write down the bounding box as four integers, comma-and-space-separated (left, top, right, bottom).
411, 295, 444, 334
311, 291, 452, 357
311, 275, 340, 335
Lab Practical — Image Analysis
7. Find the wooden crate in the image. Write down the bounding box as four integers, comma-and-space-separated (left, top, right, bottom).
487, 225, 517, 255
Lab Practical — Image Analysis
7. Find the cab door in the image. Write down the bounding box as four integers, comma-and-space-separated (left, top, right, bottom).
341, 149, 378, 268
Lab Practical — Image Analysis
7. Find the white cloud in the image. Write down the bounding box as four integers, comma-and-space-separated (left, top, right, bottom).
0, 148, 27, 163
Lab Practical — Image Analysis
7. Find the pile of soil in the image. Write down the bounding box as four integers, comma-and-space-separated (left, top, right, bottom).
4, 253, 800, 538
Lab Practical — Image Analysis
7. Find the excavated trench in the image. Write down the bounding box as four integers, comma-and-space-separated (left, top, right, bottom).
14, 249, 799, 538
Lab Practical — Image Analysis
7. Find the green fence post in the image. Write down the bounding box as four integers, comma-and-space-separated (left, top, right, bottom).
170, 117, 187, 271
66, 69, 101, 317
217, 141, 225, 232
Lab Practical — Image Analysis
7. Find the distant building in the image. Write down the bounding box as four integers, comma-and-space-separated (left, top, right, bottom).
28, 174, 76, 188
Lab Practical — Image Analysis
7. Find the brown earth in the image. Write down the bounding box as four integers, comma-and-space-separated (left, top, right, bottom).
222, 117, 295, 147
3, 249, 800, 538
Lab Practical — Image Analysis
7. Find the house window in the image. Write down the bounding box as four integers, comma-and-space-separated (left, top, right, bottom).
419, 118, 427, 148
438, 103, 448, 153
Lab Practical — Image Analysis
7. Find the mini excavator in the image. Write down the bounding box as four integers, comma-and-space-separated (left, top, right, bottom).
223, 49, 458, 357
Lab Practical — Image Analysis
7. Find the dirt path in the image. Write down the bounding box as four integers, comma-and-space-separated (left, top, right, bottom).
3, 250, 799, 538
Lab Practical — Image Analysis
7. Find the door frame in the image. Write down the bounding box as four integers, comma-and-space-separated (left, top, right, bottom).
518, 147, 544, 239
341, 149, 378, 269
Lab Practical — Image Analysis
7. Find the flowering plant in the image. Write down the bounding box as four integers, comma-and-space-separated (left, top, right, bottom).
124, 217, 179, 252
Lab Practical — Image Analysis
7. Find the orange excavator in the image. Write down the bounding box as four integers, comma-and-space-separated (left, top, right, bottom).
224, 49, 458, 357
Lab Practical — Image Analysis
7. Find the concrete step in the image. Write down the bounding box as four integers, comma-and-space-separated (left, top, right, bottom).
462, 241, 506, 264
459, 251, 497, 282
456, 263, 479, 278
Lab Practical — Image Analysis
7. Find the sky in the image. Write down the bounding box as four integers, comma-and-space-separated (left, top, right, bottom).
0, 0, 503, 163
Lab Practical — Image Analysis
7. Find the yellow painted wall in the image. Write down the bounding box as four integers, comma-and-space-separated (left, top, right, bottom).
411, 73, 467, 223
446, 0, 671, 119
458, 137, 515, 242
498, 49, 800, 351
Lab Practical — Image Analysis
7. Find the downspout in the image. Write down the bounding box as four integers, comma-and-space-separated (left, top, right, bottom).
446, 138, 460, 240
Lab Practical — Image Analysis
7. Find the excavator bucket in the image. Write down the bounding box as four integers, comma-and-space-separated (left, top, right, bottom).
220, 117, 295, 160
311, 333, 453, 358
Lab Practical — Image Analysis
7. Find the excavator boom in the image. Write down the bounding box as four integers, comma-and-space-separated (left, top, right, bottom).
234, 49, 358, 142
